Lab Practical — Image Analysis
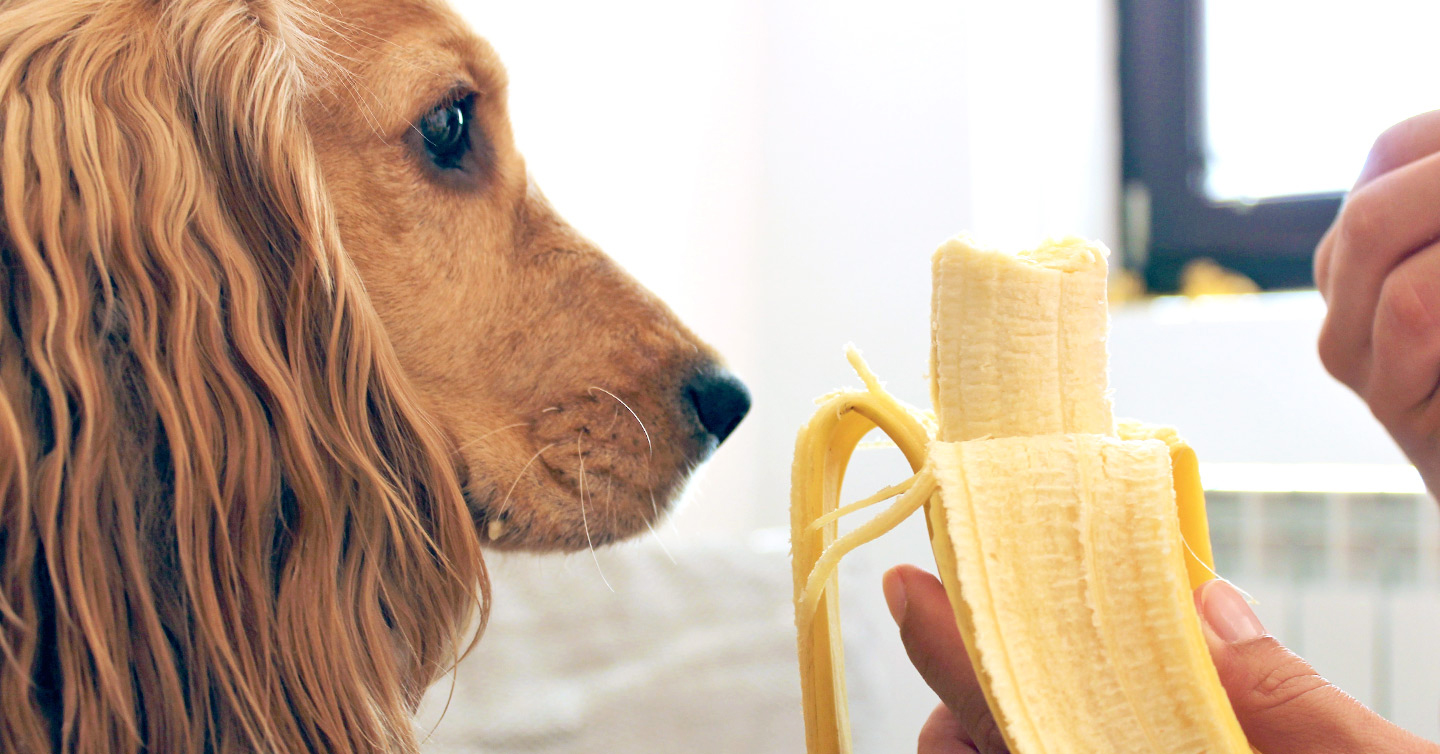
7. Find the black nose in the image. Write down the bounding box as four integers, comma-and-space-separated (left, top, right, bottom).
684, 369, 751, 445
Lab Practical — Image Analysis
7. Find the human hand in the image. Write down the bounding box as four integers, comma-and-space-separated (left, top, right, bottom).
883, 565, 1438, 753
1314, 109, 1440, 493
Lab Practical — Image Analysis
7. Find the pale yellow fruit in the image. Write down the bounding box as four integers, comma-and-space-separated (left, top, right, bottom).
791, 235, 1251, 753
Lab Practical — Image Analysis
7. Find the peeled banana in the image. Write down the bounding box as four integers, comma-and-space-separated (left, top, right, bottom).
790, 235, 1252, 753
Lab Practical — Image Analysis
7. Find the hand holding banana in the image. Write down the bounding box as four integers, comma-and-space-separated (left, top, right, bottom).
790, 233, 1440, 753
890, 567, 1434, 753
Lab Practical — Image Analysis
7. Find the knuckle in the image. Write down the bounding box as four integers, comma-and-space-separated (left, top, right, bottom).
952, 685, 1009, 753
1313, 233, 1333, 295
977, 722, 1011, 754
1377, 267, 1440, 338
963, 708, 1009, 754
916, 705, 957, 754
1336, 184, 1388, 251
1246, 650, 1332, 715
1251, 668, 1331, 716
1366, 121, 1410, 175
1315, 317, 1362, 388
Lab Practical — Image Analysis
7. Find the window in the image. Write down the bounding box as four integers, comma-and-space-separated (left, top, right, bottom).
1119, 0, 1440, 292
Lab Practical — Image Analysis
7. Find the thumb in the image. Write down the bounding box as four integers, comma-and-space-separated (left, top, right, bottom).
884, 565, 1009, 754
1195, 579, 1433, 753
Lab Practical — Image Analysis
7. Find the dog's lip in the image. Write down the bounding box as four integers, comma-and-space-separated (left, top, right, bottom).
461, 485, 516, 546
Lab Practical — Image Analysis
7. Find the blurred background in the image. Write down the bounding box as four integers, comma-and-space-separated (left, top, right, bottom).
416, 0, 1440, 750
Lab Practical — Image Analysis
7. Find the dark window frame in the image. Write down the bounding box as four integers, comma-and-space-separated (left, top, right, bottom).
1119, 0, 1342, 292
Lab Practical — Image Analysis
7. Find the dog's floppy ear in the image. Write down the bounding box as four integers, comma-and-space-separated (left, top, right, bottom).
0, 2, 485, 752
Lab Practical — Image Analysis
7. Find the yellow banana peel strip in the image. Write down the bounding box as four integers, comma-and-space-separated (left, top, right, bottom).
791, 350, 930, 754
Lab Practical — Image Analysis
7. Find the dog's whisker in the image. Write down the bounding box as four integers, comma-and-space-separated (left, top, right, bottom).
653, 476, 689, 555
454, 421, 528, 455
643, 502, 677, 566
644, 519, 677, 564
329, 62, 389, 140
589, 395, 671, 560
495, 442, 555, 521
576, 431, 613, 593
587, 385, 667, 551
298, 22, 392, 131
587, 386, 652, 458
316, 12, 457, 80
304, 11, 465, 141
309, 9, 457, 81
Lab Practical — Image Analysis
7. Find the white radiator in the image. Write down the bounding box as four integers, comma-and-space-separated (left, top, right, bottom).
1205, 489, 1440, 741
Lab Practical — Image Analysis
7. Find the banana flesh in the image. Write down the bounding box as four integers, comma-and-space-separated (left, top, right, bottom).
931, 235, 1113, 442
929, 436, 1247, 751
790, 235, 1252, 753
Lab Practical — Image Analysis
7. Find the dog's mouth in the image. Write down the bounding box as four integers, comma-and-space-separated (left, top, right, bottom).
457, 370, 749, 552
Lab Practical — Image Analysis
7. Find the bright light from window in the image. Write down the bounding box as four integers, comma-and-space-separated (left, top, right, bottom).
1204, 1, 1440, 202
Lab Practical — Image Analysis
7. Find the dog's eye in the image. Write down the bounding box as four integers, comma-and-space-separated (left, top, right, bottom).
419, 95, 474, 170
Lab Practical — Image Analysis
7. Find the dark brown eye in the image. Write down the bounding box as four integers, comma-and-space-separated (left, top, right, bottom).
419, 94, 474, 169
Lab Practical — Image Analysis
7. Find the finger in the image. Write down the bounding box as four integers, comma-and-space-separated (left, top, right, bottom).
917, 703, 981, 754
884, 565, 1009, 754
1320, 110, 1440, 303
1195, 580, 1433, 754
1316, 148, 1440, 389
1354, 109, 1440, 190
1364, 238, 1440, 430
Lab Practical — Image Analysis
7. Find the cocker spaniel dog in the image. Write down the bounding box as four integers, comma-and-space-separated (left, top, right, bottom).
0, 0, 750, 751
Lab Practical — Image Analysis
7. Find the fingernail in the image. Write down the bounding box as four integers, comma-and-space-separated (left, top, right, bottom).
1198, 579, 1265, 644
882, 567, 907, 625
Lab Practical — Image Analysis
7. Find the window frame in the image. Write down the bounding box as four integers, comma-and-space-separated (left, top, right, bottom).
1119, 0, 1343, 292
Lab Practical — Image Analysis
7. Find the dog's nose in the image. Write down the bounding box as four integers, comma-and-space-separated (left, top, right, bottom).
684, 369, 751, 445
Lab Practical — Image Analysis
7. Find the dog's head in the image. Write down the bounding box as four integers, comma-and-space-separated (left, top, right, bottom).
0, 0, 746, 751
305, 0, 749, 553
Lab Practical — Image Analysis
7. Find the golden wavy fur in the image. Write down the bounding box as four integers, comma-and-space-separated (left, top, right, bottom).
0, 0, 745, 751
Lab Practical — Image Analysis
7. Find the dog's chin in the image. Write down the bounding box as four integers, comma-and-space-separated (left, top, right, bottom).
461, 465, 699, 552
